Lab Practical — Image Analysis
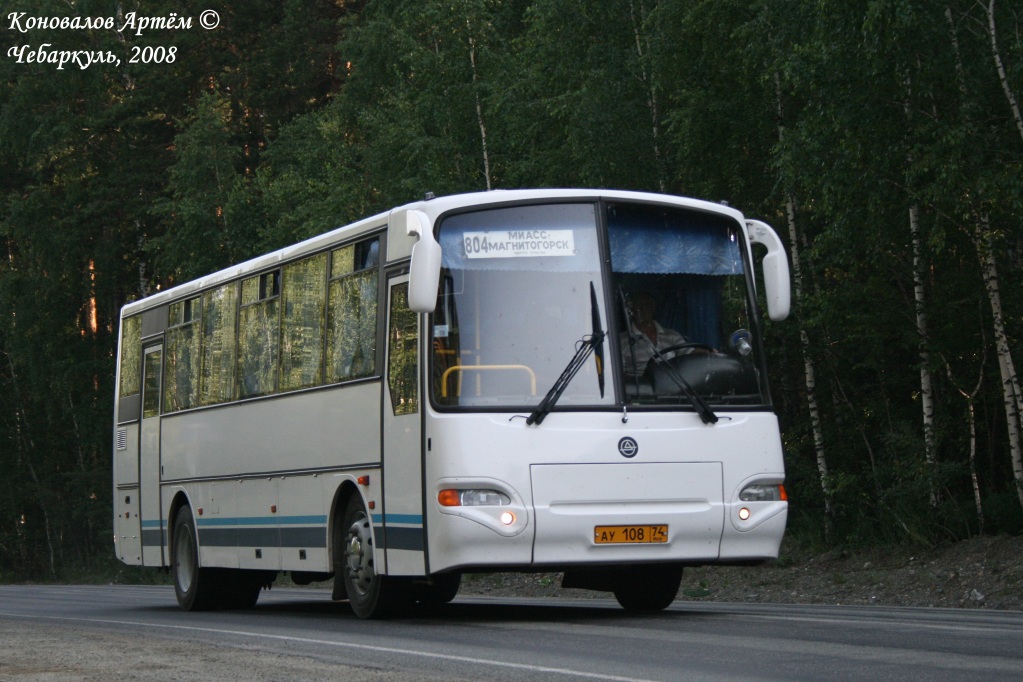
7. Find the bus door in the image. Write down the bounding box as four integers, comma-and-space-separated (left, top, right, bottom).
139, 343, 164, 566
380, 274, 426, 576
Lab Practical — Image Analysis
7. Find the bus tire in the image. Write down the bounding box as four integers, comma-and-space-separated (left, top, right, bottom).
414, 572, 461, 606
217, 569, 270, 610
612, 565, 683, 612
172, 506, 220, 611
340, 495, 405, 618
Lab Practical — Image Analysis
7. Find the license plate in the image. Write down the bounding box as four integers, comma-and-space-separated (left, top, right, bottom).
594, 525, 668, 544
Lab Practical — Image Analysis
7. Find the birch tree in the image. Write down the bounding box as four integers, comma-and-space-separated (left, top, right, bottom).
775, 76, 832, 520
982, 0, 1023, 510
946, 1, 1023, 511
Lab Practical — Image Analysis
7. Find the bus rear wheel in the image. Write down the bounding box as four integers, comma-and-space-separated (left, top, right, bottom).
612, 565, 683, 612
340, 496, 406, 618
172, 506, 219, 611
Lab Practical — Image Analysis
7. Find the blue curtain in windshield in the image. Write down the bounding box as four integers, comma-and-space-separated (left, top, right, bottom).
608, 222, 744, 275
608, 208, 744, 347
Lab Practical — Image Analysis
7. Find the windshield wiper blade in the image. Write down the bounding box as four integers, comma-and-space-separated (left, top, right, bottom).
590, 282, 605, 398
645, 345, 719, 424
527, 283, 606, 426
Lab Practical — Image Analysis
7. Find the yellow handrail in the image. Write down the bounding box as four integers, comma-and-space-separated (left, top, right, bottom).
440, 364, 537, 397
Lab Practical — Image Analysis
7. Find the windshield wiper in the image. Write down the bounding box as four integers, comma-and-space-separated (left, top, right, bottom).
527, 282, 605, 426
644, 344, 719, 424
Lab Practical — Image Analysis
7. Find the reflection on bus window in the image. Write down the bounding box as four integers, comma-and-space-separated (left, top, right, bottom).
118, 315, 141, 398
280, 254, 327, 391
200, 284, 238, 405
164, 297, 201, 412
388, 282, 418, 415
328, 237, 379, 382
142, 349, 162, 419
238, 271, 281, 398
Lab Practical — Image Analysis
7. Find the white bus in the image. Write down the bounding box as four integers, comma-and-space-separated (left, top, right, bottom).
113, 189, 791, 617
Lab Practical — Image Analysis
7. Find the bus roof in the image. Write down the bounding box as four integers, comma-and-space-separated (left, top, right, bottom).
121, 189, 744, 318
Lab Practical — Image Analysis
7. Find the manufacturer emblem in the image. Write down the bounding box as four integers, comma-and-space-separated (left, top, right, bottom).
618, 437, 638, 458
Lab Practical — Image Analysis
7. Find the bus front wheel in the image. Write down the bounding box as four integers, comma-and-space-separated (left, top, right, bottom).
172, 506, 219, 611
612, 565, 683, 612
340, 496, 405, 618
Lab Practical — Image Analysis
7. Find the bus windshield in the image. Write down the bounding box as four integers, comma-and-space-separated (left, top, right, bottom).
433, 203, 611, 408
431, 201, 767, 410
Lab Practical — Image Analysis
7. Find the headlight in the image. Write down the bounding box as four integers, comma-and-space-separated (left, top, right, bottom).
438, 489, 511, 507
739, 484, 787, 502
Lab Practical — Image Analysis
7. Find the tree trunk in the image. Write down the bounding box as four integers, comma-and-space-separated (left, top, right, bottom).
628, 0, 665, 192
786, 195, 832, 519
986, 0, 1023, 141
947, 3, 1023, 512
974, 216, 1023, 511
775, 73, 832, 525
945, 353, 986, 535
466, 24, 492, 191
910, 203, 938, 505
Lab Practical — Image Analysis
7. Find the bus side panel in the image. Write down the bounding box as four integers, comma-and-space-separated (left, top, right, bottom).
277, 474, 327, 571
113, 422, 141, 565
113, 485, 141, 564
158, 384, 381, 572
160, 385, 380, 480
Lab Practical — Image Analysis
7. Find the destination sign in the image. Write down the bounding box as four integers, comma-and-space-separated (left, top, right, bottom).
463, 229, 575, 259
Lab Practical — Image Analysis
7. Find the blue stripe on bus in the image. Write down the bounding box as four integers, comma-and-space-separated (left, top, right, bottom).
196, 515, 328, 527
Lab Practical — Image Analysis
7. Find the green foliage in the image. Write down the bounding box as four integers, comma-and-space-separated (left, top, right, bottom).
150, 92, 247, 281
2, 0, 1023, 580
983, 492, 1023, 536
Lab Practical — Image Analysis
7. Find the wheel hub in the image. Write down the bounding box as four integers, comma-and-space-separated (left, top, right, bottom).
344, 515, 374, 594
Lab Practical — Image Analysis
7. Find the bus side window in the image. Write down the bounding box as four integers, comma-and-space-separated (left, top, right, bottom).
142, 349, 163, 419
199, 283, 238, 405
280, 253, 327, 391
327, 238, 379, 383
119, 315, 142, 398
164, 297, 201, 412
238, 271, 281, 398
388, 282, 418, 415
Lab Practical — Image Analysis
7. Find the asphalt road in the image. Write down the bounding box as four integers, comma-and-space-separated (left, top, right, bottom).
1, 585, 1020, 681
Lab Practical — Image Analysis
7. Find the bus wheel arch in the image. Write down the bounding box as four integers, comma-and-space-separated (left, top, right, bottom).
167, 490, 193, 576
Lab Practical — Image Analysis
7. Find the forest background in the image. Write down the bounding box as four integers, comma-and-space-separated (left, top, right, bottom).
1, 0, 1021, 580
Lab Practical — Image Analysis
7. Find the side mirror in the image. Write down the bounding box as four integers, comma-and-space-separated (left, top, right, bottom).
747, 220, 791, 322
406, 210, 442, 313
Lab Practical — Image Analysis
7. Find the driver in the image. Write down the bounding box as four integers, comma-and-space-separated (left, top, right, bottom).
620, 291, 690, 377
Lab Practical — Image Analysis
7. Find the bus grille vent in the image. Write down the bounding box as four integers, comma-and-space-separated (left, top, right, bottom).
116, 428, 127, 450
